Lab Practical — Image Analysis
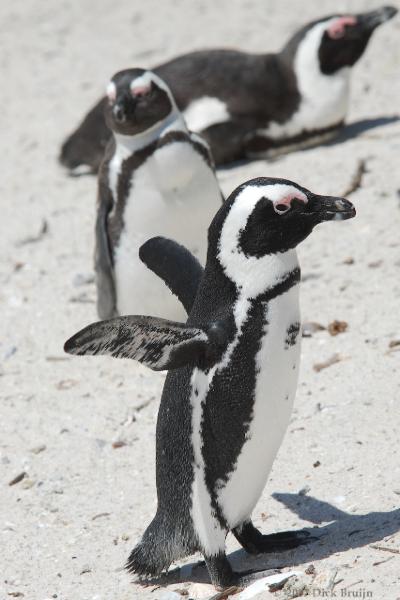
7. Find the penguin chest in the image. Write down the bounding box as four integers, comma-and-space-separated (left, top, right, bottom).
252, 67, 350, 149
112, 142, 219, 319
217, 285, 301, 528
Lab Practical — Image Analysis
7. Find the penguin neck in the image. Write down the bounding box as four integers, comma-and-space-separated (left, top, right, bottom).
113, 109, 187, 155
292, 21, 351, 118
214, 245, 300, 301
276, 20, 351, 133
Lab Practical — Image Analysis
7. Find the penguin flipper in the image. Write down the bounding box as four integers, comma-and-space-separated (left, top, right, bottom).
139, 237, 204, 315
95, 161, 117, 319
64, 315, 217, 371
59, 96, 110, 173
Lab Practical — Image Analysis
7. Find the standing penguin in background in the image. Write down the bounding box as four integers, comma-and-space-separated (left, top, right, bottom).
65, 177, 356, 589
95, 68, 222, 321
60, 6, 397, 170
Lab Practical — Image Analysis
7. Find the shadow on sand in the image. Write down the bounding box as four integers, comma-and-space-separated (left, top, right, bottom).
326, 115, 400, 146
218, 115, 400, 172
143, 492, 400, 586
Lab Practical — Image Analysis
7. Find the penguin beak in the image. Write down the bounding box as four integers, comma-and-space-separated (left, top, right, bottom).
112, 93, 138, 124
311, 195, 356, 223
357, 6, 398, 32
113, 103, 127, 124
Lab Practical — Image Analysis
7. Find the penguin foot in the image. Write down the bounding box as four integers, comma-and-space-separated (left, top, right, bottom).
232, 520, 316, 555
205, 553, 237, 590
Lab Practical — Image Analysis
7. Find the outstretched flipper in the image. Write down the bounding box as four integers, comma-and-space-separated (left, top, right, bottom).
64, 315, 228, 371
139, 237, 204, 315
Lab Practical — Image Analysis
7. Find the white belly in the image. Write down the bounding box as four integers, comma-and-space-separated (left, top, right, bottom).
217, 285, 301, 528
113, 141, 220, 321
183, 97, 230, 132
259, 72, 349, 141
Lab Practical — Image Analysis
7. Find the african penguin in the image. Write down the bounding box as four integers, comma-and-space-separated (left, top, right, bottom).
65, 177, 356, 589
95, 68, 222, 321
60, 6, 397, 170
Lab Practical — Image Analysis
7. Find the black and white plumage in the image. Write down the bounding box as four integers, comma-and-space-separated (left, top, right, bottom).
65, 177, 356, 589
60, 6, 397, 171
94, 68, 222, 321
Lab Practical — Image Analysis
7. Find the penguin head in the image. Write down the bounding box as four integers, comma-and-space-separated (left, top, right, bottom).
285, 6, 397, 75
104, 68, 177, 135
210, 177, 355, 287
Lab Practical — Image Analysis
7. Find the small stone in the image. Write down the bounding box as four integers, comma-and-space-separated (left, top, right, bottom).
21, 478, 36, 489
30, 444, 46, 454
112, 440, 127, 449
299, 485, 311, 496
388, 340, 400, 349
302, 321, 325, 337
8, 472, 27, 486
327, 320, 348, 336
186, 584, 214, 599
80, 564, 91, 574
368, 260, 382, 268
56, 379, 78, 390
305, 564, 316, 575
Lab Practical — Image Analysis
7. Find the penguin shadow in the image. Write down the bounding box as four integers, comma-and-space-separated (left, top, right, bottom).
270, 491, 400, 562
144, 493, 400, 587
325, 115, 400, 147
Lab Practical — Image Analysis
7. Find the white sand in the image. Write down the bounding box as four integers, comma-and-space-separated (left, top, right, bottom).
1, 1, 400, 598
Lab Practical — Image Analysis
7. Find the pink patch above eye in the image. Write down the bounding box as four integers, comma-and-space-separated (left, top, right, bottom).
130, 85, 151, 97
273, 193, 308, 212
327, 16, 357, 39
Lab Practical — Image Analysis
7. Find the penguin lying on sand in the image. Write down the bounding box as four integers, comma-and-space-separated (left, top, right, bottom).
95, 68, 222, 322
65, 177, 356, 589
60, 6, 397, 171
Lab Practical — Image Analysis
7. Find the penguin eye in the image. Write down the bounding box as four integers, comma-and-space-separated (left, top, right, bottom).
130, 84, 152, 98
274, 203, 291, 215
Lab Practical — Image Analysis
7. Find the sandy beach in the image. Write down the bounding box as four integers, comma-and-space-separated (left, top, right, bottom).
1, 0, 400, 598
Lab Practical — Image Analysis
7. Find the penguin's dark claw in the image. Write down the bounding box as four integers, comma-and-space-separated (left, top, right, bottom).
250, 530, 317, 553
232, 521, 318, 555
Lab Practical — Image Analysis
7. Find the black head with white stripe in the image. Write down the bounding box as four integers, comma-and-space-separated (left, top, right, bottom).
104, 68, 176, 135
209, 177, 355, 288
284, 6, 397, 75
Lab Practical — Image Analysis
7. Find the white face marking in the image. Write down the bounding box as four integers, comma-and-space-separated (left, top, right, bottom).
255, 19, 350, 144
129, 71, 176, 105
183, 96, 230, 132
106, 81, 116, 103
218, 184, 301, 298
130, 82, 151, 97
